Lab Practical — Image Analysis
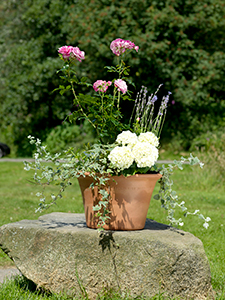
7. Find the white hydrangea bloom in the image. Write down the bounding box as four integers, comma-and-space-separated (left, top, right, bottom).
138, 132, 159, 147
132, 142, 159, 168
108, 146, 134, 170
116, 130, 138, 147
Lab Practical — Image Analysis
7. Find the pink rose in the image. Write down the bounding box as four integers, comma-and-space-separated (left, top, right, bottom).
71, 47, 85, 62
114, 79, 127, 94
93, 80, 112, 93
110, 38, 139, 56
58, 46, 74, 60
58, 45, 85, 62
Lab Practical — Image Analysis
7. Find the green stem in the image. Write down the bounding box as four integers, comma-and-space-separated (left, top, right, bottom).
66, 64, 96, 129
101, 93, 104, 112
71, 81, 96, 129
119, 60, 123, 78
111, 86, 117, 115
117, 91, 121, 109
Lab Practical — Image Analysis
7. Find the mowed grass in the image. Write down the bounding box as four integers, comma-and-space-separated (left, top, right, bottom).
0, 159, 224, 299
0, 161, 84, 267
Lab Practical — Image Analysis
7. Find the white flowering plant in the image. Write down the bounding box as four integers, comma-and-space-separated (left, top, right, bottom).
24, 38, 211, 230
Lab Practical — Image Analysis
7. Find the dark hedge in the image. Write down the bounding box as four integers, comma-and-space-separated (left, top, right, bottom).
0, 0, 225, 155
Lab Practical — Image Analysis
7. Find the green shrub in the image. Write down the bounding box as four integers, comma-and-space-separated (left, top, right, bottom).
44, 121, 96, 154
67, 0, 225, 147
191, 129, 225, 151
1, 0, 225, 155
191, 130, 225, 188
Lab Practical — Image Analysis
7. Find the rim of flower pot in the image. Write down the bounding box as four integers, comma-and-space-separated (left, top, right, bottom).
79, 172, 162, 180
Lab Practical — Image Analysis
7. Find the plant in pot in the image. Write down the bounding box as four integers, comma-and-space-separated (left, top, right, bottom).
24, 38, 211, 231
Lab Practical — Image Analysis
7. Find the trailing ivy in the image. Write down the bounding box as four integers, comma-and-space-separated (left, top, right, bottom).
24, 136, 211, 230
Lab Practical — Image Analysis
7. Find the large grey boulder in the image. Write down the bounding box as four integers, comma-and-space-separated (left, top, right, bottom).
0, 213, 213, 299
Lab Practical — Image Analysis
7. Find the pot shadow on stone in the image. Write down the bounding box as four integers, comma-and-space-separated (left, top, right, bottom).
145, 218, 170, 230
145, 219, 185, 235
35, 213, 184, 235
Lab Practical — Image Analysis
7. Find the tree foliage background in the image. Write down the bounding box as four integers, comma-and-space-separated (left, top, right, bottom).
0, 0, 225, 156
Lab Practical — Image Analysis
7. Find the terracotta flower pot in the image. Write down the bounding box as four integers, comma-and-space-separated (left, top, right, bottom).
78, 173, 162, 231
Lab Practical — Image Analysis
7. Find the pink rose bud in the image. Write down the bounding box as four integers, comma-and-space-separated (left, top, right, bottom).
58, 46, 74, 60
114, 79, 127, 94
110, 38, 139, 56
58, 45, 85, 62
93, 80, 112, 93
71, 47, 85, 62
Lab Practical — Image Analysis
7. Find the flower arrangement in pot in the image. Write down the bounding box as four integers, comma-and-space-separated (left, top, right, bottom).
24, 38, 211, 231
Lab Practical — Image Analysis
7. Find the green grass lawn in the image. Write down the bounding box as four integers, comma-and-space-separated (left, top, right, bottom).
0, 161, 84, 267
0, 159, 224, 299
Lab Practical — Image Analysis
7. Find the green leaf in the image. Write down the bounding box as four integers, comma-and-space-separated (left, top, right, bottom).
80, 77, 88, 82
154, 194, 160, 200
93, 205, 101, 211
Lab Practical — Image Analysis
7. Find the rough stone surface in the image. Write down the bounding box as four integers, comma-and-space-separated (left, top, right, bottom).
0, 213, 213, 299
